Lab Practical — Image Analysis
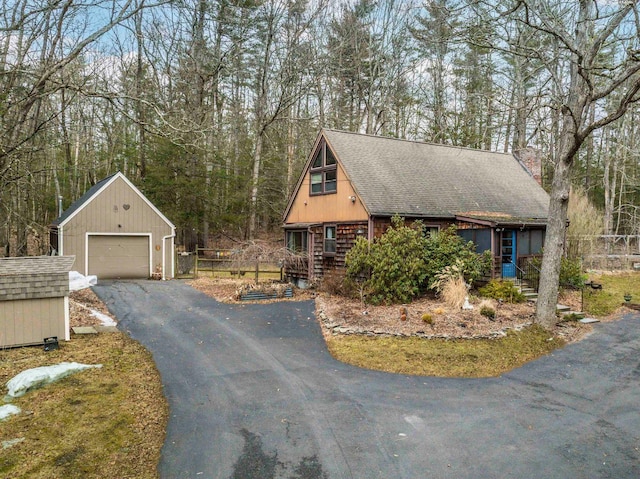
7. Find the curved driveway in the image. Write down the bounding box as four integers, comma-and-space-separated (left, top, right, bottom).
93, 280, 640, 479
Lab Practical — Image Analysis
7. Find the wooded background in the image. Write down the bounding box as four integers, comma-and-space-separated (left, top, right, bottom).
2, 0, 640, 255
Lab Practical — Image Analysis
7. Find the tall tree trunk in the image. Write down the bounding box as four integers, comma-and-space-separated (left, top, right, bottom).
535, 1, 591, 329
135, 2, 146, 180
248, 132, 264, 239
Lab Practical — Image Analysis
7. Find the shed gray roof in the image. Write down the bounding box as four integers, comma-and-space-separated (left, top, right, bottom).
0, 256, 76, 276
322, 129, 549, 221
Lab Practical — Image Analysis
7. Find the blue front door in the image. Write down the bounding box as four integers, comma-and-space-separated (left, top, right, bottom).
501, 230, 516, 278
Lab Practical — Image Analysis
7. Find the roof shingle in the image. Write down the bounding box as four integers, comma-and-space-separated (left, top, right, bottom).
322, 129, 549, 221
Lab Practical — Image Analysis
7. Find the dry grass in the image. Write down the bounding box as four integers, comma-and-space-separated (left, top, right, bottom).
582, 271, 640, 316
0, 293, 167, 479
440, 275, 468, 309
326, 325, 565, 377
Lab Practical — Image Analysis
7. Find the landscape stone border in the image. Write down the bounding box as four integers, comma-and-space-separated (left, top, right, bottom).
317, 310, 532, 340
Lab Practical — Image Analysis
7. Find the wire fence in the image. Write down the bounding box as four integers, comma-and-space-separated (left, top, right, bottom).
568, 235, 640, 271
176, 247, 283, 281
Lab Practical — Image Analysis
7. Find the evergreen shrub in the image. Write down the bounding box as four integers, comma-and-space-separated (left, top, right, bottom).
478, 280, 525, 303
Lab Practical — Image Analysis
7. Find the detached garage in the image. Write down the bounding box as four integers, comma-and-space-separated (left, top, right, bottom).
50, 172, 175, 280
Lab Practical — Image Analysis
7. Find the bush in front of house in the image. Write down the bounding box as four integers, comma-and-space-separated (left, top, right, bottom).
423, 226, 492, 287
346, 217, 428, 304
478, 280, 525, 303
345, 218, 491, 305
529, 255, 587, 289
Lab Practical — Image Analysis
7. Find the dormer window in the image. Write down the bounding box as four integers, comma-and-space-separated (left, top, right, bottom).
310, 140, 337, 195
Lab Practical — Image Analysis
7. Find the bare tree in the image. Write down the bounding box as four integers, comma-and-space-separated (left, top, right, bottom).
483, 1, 640, 327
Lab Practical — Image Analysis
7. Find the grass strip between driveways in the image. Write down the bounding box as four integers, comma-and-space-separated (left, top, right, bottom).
0, 332, 167, 479
583, 272, 640, 317
326, 325, 566, 377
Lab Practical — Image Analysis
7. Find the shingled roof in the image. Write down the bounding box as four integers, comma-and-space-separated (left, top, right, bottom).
51, 172, 118, 226
321, 129, 549, 222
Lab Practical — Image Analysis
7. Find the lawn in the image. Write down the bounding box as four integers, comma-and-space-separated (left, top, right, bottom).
326, 324, 565, 377
582, 271, 640, 316
1, 272, 636, 478
0, 332, 167, 479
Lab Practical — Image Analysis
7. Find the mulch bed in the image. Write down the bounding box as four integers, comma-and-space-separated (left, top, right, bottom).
186, 278, 592, 343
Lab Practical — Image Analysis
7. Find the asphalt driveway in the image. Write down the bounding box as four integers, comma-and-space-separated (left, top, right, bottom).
93, 280, 640, 479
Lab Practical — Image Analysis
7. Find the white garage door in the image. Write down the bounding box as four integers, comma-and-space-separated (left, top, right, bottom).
88, 235, 150, 279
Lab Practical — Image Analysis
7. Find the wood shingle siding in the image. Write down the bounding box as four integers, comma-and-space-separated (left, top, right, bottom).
283, 129, 550, 283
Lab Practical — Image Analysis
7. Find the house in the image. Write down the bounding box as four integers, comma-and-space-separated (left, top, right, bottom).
0, 256, 75, 348
282, 129, 549, 287
50, 172, 175, 280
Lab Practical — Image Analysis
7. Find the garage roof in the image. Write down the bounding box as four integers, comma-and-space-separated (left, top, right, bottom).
51, 172, 174, 229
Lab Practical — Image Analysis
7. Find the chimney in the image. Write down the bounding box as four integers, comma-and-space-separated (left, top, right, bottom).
514, 148, 542, 186
58, 196, 64, 217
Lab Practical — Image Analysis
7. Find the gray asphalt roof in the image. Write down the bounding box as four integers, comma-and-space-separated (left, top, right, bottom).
51, 172, 117, 226
0, 255, 76, 276
322, 129, 549, 220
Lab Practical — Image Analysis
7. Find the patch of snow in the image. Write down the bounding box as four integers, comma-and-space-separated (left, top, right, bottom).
74, 301, 117, 326
6, 362, 102, 398
2, 437, 24, 449
69, 271, 97, 291
90, 309, 117, 326
0, 404, 21, 420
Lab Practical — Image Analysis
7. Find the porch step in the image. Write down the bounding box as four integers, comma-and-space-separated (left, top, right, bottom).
519, 284, 538, 301
528, 299, 572, 314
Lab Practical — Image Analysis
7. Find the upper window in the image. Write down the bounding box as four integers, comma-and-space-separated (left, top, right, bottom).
310, 140, 337, 195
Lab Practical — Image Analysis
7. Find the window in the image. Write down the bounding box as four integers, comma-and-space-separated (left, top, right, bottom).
286, 230, 308, 254
458, 228, 492, 253
517, 229, 545, 255
324, 225, 336, 254
424, 226, 439, 238
309, 140, 338, 195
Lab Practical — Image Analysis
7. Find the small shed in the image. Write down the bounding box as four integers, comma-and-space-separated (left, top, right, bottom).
49, 172, 175, 280
0, 256, 75, 348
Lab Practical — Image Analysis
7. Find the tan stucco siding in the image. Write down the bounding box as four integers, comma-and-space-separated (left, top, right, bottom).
0, 297, 67, 348
61, 176, 172, 277
285, 163, 368, 224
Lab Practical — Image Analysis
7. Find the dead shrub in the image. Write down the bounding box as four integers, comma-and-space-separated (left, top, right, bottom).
566, 186, 604, 258
441, 275, 468, 309
319, 269, 352, 296
478, 299, 495, 310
